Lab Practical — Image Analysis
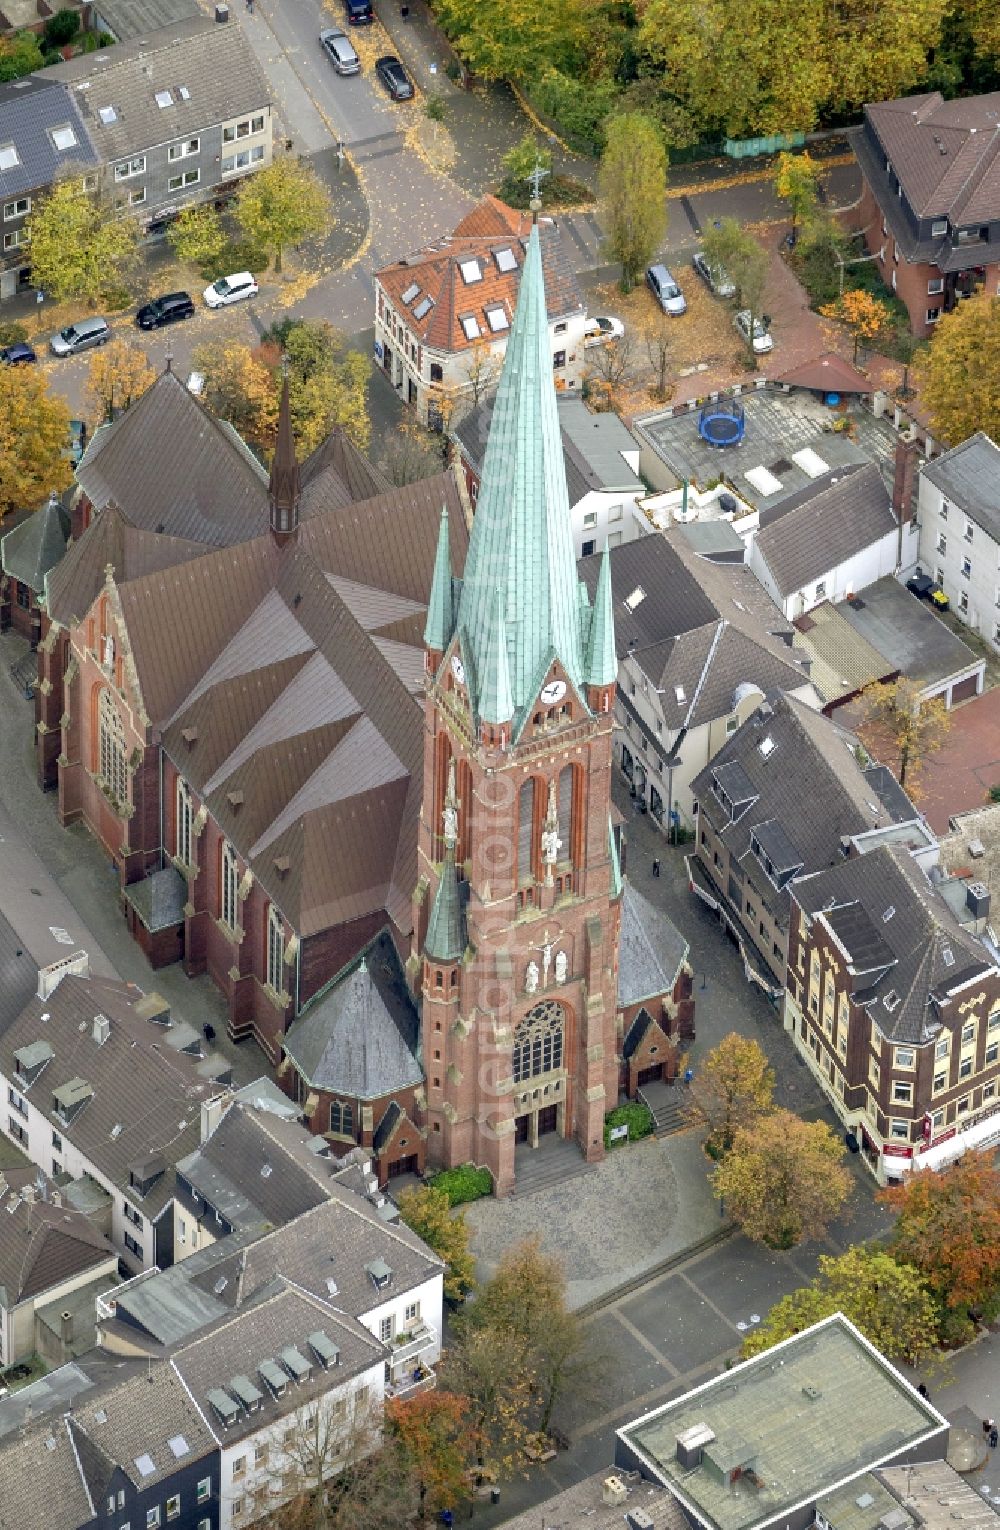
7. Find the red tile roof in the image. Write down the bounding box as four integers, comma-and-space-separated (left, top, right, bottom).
376, 199, 582, 355
773, 351, 873, 395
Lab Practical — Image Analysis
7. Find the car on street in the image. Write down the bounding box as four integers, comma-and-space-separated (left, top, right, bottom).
375, 54, 414, 100
135, 291, 195, 330
320, 25, 360, 72
692, 249, 736, 299
906, 571, 950, 610
734, 308, 773, 353
584, 315, 625, 347
0, 340, 36, 364
343, 0, 372, 22
203, 271, 259, 309
645, 264, 686, 316
49, 316, 111, 356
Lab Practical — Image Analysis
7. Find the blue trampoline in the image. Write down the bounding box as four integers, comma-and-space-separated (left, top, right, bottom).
698, 397, 745, 447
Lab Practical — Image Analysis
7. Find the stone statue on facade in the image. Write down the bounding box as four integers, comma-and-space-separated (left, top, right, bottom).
525, 960, 539, 994
540, 779, 561, 884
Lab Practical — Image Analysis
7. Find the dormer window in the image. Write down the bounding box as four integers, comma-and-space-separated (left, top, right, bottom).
931, 219, 947, 237
366, 1256, 393, 1291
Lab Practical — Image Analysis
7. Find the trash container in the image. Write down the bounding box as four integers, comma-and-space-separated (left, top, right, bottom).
490, 1489, 501, 1505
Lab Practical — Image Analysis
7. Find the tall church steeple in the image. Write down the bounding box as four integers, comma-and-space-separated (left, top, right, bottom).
269, 373, 300, 546
455, 226, 588, 724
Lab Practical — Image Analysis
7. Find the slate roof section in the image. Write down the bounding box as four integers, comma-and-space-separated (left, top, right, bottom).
376, 204, 583, 354
754, 465, 898, 596
282, 928, 422, 1099
0, 906, 40, 1043
0, 972, 218, 1219
172, 1282, 385, 1444
791, 600, 892, 706
45, 504, 208, 628
617, 882, 689, 1008
693, 694, 921, 931
793, 842, 995, 1044
0, 1416, 96, 1530
1, 494, 71, 595
921, 431, 1000, 542
0, 1184, 113, 1309
177, 1104, 330, 1232
300, 426, 392, 509
0, 75, 98, 204
91, 0, 199, 40
68, 1363, 216, 1491
47, 17, 271, 165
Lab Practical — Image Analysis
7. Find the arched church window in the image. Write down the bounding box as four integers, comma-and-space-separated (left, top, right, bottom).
220, 840, 239, 931
512, 1000, 565, 1083
98, 688, 128, 804
175, 777, 193, 866
330, 1099, 354, 1138
266, 904, 284, 993
557, 764, 574, 863
518, 779, 535, 884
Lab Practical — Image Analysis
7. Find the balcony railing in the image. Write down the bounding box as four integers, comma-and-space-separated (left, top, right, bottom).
385, 1365, 436, 1401
390, 1322, 436, 1369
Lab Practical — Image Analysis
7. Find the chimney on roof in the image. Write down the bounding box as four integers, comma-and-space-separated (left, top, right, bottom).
891, 436, 918, 524
269, 369, 301, 549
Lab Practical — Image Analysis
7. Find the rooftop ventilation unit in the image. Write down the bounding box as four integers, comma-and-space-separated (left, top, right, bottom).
676, 1421, 716, 1467
602, 1477, 627, 1507
966, 881, 991, 919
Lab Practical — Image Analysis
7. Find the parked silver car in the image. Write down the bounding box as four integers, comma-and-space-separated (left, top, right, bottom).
49, 315, 111, 356
692, 249, 736, 299
646, 264, 686, 316
320, 26, 360, 73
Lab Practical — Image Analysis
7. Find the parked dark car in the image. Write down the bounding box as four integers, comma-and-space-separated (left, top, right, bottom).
375, 53, 414, 99
136, 291, 195, 330
0, 340, 36, 365
343, 0, 373, 22
906, 571, 950, 610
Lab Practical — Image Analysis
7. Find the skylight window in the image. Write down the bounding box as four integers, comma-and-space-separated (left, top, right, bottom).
883, 990, 900, 1012
168, 1436, 190, 1459
0, 145, 19, 171
50, 125, 78, 151
882, 905, 895, 923
178, 85, 190, 100
942, 945, 955, 967
155, 89, 174, 109
461, 314, 481, 340
135, 1454, 156, 1478
758, 736, 776, 759
674, 685, 686, 704
98, 105, 118, 125
624, 585, 646, 611
400, 281, 420, 305
413, 297, 433, 321
486, 305, 509, 333
494, 246, 517, 273
459, 257, 482, 284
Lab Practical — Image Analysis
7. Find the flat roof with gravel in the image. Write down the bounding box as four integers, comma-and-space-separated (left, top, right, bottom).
617, 1315, 946, 1530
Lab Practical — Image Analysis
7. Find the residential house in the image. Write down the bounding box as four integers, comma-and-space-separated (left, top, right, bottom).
0, 1167, 117, 1368
689, 692, 931, 994
785, 842, 1000, 1182
0, 493, 71, 645
92, 0, 201, 41
373, 195, 586, 428
748, 463, 913, 620
453, 391, 647, 558
917, 431, 1000, 651
584, 531, 819, 831
0, 1359, 220, 1530
0, 958, 226, 1272
47, 16, 273, 233
0, 75, 98, 300
852, 90, 1000, 337
172, 1283, 385, 1530
616, 1315, 949, 1512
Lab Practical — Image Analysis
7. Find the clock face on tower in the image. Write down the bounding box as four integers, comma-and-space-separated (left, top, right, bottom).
540, 679, 566, 705
450, 654, 466, 686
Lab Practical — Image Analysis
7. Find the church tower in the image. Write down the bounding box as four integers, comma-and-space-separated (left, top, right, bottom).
414, 227, 620, 1196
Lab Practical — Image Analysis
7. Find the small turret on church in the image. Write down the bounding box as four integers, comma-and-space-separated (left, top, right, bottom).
414, 226, 621, 1196
269, 373, 300, 546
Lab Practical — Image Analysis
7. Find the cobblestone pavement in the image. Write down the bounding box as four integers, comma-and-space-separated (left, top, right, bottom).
465, 1129, 720, 1308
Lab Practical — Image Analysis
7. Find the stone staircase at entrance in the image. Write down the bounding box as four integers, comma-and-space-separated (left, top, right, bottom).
639, 1081, 689, 1138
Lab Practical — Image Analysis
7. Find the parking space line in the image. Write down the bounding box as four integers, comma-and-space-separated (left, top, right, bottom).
612, 1310, 681, 1375
677, 1269, 743, 1334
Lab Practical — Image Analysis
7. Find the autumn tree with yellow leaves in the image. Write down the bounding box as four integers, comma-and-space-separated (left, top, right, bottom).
820, 289, 892, 363
0, 366, 72, 517
713, 1110, 851, 1249
86, 338, 157, 424
915, 292, 1000, 447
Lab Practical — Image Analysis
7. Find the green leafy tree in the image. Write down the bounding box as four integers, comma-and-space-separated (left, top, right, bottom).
774, 151, 820, 239
43, 8, 80, 46
915, 291, 1000, 446
500, 133, 553, 199
235, 155, 332, 273
713, 1109, 851, 1249
167, 204, 227, 271
701, 218, 769, 331
824, 0, 949, 114
439, 1323, 534, 1481
740, 1246, 939, 1364
0, 30, 45, 81
396, 1185, 476, 1304
688, 1032, 775, 1157
599, 111, 667, 292
432, 0, 584, 81
28, 178, 138, 304
0, 366, 72, 516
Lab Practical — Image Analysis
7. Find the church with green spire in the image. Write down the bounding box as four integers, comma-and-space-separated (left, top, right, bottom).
414, 224, 626, 1196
